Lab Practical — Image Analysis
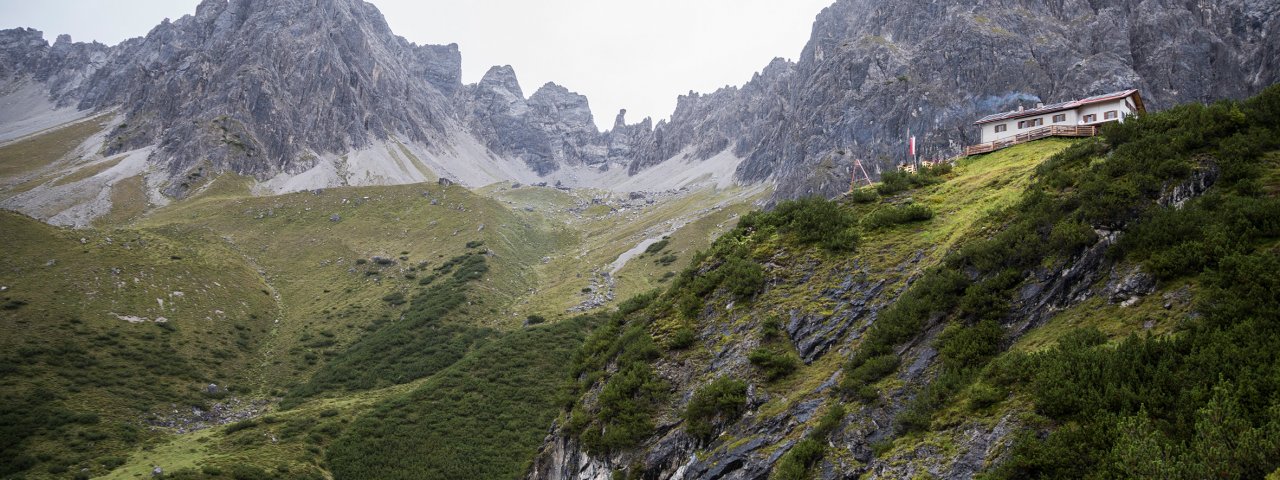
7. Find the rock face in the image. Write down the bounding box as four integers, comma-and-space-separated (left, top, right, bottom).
620, 0, 1280, 200
0, 0, 624, 197
460, 68, 609, 174
0, 0, 1275, 202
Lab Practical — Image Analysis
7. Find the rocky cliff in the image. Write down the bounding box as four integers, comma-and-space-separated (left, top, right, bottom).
619, 0, 1280, 200
2, 0, 1276, 202
0, 0, 626, 199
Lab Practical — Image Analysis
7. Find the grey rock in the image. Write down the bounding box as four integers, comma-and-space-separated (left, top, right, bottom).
624, 0, 1279, 201
1159, 159, 1220, 208
787, 276, 886, 363
1104, 265, 1157, 304
8, 0, 1270, 204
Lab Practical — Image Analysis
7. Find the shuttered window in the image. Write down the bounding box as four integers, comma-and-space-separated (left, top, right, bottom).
1018, 118, 1043, 129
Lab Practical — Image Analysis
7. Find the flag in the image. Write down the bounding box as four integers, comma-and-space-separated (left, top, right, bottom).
909, 136, 917, 157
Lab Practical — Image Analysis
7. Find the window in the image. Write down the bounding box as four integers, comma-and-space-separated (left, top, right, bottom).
1017, 118, 1043, 129
1104, 110, 1118, 120
1083, 114, 1097, 123
994, 124, 1007, 133
1053, 114, 1067, 123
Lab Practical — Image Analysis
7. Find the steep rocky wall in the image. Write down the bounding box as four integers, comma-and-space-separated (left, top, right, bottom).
2, 0, 1274, 200
716, 0, 1277, 200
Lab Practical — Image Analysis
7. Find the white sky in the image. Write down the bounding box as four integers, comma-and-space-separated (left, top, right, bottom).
0, 0, 832, 130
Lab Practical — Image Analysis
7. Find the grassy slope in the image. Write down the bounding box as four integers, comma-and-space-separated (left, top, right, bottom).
566, 136, 1240, 474
135, 181, 568, 390
490, 185, 770, 319
0, 211, 278, 478
0, 114, 111, 197
768, 139, 1079, 399
0, 136, 1124, 479
563, 140, 1084, 465
326, 317, 592, 480
0, 115, 782, 480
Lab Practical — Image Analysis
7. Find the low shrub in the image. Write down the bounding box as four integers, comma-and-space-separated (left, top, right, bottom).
848, 188, 879, 204
748, 347, 799, 381
644, 239, 670, 255
876, 166, 946, 195
771, 438, 824, 480
224, 419, 258, 434
666, 326, 696, 350
743, 197, 860, 253
840, 354, 900, 393
862, 203, 934, 230
381, 292, 406, 306
684, 377, 748, 442
967, 382, 1006, 410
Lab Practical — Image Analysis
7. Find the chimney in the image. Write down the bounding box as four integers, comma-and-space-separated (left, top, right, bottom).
1017, 105, 1025, 112
1036, 102, 1044, 108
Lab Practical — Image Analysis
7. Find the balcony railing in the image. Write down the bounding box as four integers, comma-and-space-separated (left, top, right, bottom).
964, 124, 1101, 156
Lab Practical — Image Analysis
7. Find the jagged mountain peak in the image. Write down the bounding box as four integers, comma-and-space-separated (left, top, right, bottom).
529, 83, 597, 133
1, 0, 1276, 227
478, 65, 525, 98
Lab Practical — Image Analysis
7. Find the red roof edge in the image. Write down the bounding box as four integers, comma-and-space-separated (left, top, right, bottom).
974, 89, 1141, 125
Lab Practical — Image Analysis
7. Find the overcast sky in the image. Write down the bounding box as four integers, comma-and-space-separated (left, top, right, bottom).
0, 0, 831, 130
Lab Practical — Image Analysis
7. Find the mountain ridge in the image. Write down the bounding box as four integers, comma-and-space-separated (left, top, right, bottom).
2, 0, 1276, 223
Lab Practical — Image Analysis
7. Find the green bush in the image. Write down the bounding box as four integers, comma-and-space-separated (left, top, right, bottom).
669, 254, 766, 319
748, 347, 799, 381
1048, 219, 1098, 254
720, 257, 766, 300
583, 363, 668, 453
744, 197, 860, 253
771, 438, 825, 480
381, 291, 406, 306
848, 188, 879, 204
761, 316, 784, 341
875, 166, 947, 195
840, 354, 900, 394
811, 403, 846, 440
223, 419, 258, 434
230, 464, 271, 480
841, 267, 968, 395
666, 326, 696, 350
936, 320, 1004, 370
862, 203, 934, 230
644, 239, 670, 255
566, 298, 669, 455
684, 377, 748, 442
967, 382, 1006, 411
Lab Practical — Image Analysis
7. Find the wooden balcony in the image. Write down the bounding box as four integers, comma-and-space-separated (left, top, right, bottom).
964, 124, 1101, 157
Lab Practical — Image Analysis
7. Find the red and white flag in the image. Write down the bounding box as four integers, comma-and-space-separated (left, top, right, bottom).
909, 136, 917, 157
